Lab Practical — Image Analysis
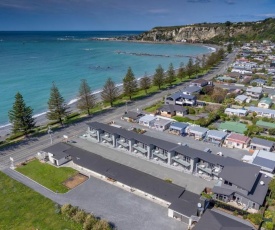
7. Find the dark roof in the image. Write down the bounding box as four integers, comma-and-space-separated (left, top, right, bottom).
251, 137, 274, 148
253, 156, 275, 172
193, 209, 254, 230
192, 79, 208, 84
168, 191, 200, 217
167, 92, 196, 100
159, 104, 187, 113
42, 142, 71, 160
170, 122, 189, 130
219, 158, 261, 191
122, 111, 144, 120
212, 186, 234, 196
63, 144, 200, 217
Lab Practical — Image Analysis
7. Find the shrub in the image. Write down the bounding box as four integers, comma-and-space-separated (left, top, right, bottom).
233, 210, 238, 216
188, 108, 196, 114
247, 213, 263, 225
67, 206, 79, 218
263, 222, 274, 230
61, 204, 72, 216
83, 214, 97, 230
243, 215, 247, 220
92, 219, 112, 230
72, 209, 87, 224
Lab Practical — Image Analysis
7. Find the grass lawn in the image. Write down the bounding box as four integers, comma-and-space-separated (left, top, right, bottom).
0, 172, 82, 230
144, 101, 164, 113
16, 159, 78, 193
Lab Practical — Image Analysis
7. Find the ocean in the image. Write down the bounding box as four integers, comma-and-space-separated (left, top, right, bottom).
0, 31, 212, 127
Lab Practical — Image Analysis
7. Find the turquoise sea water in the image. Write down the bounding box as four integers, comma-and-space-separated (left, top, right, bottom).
0, 31, 211, 126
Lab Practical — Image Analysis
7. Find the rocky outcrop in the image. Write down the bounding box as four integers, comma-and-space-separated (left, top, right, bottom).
135, 18, 275, 43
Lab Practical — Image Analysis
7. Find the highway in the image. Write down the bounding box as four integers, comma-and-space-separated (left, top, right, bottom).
0, 50, 238, 170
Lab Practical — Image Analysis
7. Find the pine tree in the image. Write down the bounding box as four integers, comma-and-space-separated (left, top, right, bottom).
166, 63, 175, 86
153, 64, 165, 89
177, 62, 186, 81
186, 58, 194, 78
46, 83, 69, 126
123, 67, 137, 100
8, 92, 36, 135
101, 77, 119, 107
139, 73, 151, 94
77, 79, 96, 115
194, 59, 201, 76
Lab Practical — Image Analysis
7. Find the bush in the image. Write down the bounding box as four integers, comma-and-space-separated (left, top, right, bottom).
72, 209, 87, 224
61, 204, 72, 216
92, 219, 111, 230
188, 108, 196, 114
233, 210, 238, 216
243, 215, 247, 220
263, 222, 274, 230
67, 206, 79, 218
247, 213, 263, 225
83, 214, 97, 230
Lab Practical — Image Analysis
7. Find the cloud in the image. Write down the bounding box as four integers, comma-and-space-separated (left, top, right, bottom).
187, 0, 211, 3
225, 0, 235, 5
257, 13, 275, 18
0, 1, 35, 10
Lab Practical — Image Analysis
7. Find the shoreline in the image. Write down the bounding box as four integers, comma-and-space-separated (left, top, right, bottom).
0, 41, 217, 139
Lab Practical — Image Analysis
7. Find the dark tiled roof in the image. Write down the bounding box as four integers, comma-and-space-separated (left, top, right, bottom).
159, 104, 187, 113
253, 156, 275, 172
122, 111, 144, 120
193, 210, 254, 230
251, 137, 274, 148
42, 142, 71, 160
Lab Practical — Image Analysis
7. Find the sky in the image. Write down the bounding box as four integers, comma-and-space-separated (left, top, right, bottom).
0, 0, 275, 31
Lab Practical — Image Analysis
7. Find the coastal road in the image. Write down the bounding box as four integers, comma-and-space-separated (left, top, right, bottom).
0, 50, 238, 170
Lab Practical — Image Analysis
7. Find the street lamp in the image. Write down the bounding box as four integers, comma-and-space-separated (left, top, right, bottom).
47, 126, 53, 145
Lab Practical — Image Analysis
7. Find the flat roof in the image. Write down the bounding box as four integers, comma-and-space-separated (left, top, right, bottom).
154, 118, 172, 126
188, 126, 208, 134
139, 115, 156, 123
206, 130, 228, 140
256, 150, 275, 161
252, 156, 275, 172
63, 144, 200, 217
170, 122, 189, 130
251, 137, 274, 148
42, 142, 71, 160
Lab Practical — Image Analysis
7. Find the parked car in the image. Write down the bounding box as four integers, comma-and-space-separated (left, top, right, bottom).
217, 152, 223, 156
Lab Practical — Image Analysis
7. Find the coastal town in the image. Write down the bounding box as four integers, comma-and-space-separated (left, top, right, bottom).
1, 37, 275, 230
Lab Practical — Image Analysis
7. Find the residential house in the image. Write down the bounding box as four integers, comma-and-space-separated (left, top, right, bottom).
189, 79, 209, 87
224, 108, 248, 117
169, 122, 189, 136
165, 92, 197, 106
219, 121, 247, 134
248, 106, 275, 118
256, 120, 275, 132
151, 117, 172, 132
181, 86, 202, 95
235, 95, 250, 104
204, 130, 228, 146
223, 133, 251, 149
138, 115, 156, 127
193, 209, 254, 230
41, 142, 71, 166
250, 79, 266, 86
250, 137, 275, 152
121, 111, 144, 123
157, 104, 188, 118
251, 150, 275, 173
212, 158, 271, 210
245, 87, 263, 100
258, 97, 272, 109
216, 76, 236, 83
187, 126, 208, 140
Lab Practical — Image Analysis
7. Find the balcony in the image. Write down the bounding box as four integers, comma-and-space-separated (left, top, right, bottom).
152, 150, 168, 161
89, 130, 97, 137
197, 164, 212, 175
172, 156, 190, 167
117, 139, 129, 148
101, 134, 112, 142
133, 144, 147, 154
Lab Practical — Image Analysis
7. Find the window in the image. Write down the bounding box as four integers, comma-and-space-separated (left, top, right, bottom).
225, 181, 232, 186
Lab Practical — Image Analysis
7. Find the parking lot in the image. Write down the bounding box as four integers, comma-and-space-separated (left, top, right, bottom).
64, 175, 187, 230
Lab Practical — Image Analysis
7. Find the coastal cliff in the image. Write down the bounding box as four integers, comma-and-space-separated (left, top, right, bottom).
135, 18, 275, 43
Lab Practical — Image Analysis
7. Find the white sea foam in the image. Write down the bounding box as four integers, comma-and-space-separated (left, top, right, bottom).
68, 98, 79, 105
204, 45, 216, 52
0, 123, 11, 129
33, 111, 47, 118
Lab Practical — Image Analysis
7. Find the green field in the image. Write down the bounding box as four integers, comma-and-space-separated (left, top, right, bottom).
0, 172, 82, 230
16, 159, 78, 193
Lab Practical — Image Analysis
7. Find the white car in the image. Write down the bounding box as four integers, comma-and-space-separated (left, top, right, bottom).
217, 152, 223, 156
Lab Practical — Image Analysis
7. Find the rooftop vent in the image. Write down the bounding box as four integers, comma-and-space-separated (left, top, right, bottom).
260, 181, 265, 186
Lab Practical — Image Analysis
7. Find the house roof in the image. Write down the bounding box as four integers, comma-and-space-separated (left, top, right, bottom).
167, 92, 196, 100
255, 150, 275, 161
139, 115, 156, 123
188, 126, 208, 135
154, 118, 172, 126
159, 104, 187, 113
169, 122, 189, 130
181, 85, 201, 94
42, 142, 71, 160
256, 120, 275, 129
251, 79, 266, 84
225, 133, 251, 144
235, 95, 248, 102
248, 106, 275, 115
246, 87, 263, 94
259, 97, 272, 105
122, 111, 144, 120
219, 122, 247, 134
206, 130, 228, 140
191, 79, 208, 85
252, 156, 275, 172
225, 108, 248, 114
218, 158, 260, 191
251, 137, 274, 148
193, 209, 254, 230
